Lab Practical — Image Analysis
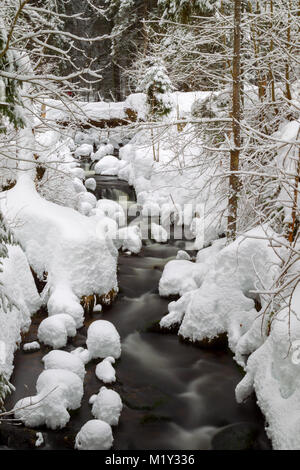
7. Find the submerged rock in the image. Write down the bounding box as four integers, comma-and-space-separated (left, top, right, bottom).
211, 422, 259, 450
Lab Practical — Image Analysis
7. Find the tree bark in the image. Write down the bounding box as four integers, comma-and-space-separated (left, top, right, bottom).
228, 0, 242, 241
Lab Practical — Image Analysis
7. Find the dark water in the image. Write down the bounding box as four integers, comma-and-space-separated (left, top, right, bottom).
3, 177, 271, 450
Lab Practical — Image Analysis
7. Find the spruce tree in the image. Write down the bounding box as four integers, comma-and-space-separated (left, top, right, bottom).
137, 58, 174, 118
158, 0, 220, 23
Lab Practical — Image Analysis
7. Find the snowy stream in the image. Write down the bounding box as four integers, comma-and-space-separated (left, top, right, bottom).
3, 176, 271, 450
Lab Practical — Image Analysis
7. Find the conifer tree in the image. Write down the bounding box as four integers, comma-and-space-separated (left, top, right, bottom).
137, 58, 174, 118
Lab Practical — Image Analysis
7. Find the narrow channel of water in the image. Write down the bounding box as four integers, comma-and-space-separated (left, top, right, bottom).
3, 176, 271, 450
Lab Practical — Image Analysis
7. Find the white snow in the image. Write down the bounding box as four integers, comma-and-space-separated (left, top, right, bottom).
85, 178, 96, 191
93, 304, 102, 313
96, 199, 126, 227
37, 314, 77, 349
93, 143, 115, 161
87, 320, 121, 360
116, 226, 142, 254
0, 244, 41, 382
45, 99, 126, 124
94, 155, 122, 176
23, 341, 40, 352
159, 259, 205, 297
151, 223, 168, 243
42, 350, 86, 381
91, 386, 123, 426
74, 144, 93, 158
70, 347, 91, 365
14, 369, 84, 429
75, 420, 113, 450
35, 432, 44, 447
2, 175, 118, 328
73, 177, 87, 194
95, 357, 116, 383
176, 250, 191, 261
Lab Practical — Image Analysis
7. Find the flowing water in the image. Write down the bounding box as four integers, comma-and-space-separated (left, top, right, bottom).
3, 176, 271, 450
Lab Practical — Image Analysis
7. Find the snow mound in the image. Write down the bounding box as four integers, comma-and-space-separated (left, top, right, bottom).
77, 191, 97, 208
37, 314, 77, 348
14, 369, 83, 429
96, 199, 126, 227
74, 144, 93, 158
87, 320, 121, 359
75, 420, 113, 450
116, 226, 142, 254
85, 178, 96, 191
0, 244, 41, 381
151, 223, 168, 243
71, 347, 91, 365
93, 143, 115, 161
73, 177, 87, 194
42, 350, 86, 381
94, 155, 121, 176
178, 228, 278, 349
91, 386, 122, 426
3, 176, 118, 328
176, 250, 191, 261
74, 132, 95, 147
159, 259, 205, 297
23, 341, 40, 352
95, 357, 116, 383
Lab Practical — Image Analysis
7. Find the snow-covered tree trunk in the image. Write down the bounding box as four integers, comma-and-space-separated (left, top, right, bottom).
227, 0, 242, 241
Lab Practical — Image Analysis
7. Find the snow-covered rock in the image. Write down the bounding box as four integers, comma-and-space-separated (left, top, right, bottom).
42, 350, 86, 381
151, 223, 168, 243
93, 304, 102, 313
116, 226, 142, 254
0, 244, 41, 388
91, 386, 122, 426
93, 144, 115, 161
85, 178, 96, 191
74, 132, 95, 147
95, 357, 116, 383
75, 420, 113, 450
77, 191, 97, 208
23, 341, 40, 352
70, 167, 85, 180
96, 199, 126, 227
78, 201, 93, 216
95, 155, 121, 176
97, 216, 119, 241
178, 228, 278, 348
87, 320, 121, 359
159, 259, 205, 297
37, 314, 77, 349
70, 347, 91, 365
176, 250, 191, 261
73, 177, 87, 194
14, 369, 84, 429
74, 144, 93, 158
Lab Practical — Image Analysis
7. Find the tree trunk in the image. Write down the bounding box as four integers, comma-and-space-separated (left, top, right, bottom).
228, 0, 242, 241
